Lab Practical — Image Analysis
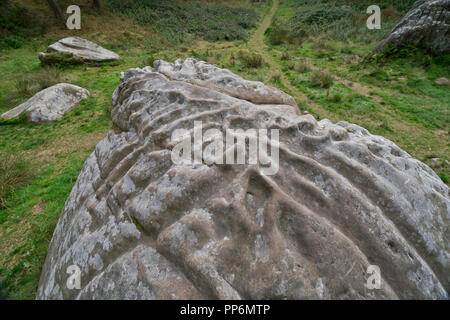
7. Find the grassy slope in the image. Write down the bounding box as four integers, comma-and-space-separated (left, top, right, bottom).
0, 0, 448, 299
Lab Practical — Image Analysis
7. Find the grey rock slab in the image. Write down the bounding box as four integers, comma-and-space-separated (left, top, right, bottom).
39, 37, 120, 62
1, 83, 90, 123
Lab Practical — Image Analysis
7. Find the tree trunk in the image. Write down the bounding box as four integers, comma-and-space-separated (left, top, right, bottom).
46, 0, 63, 20
374, 0, 450, 55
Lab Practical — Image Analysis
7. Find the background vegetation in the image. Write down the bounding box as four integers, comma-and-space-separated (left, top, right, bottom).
0, 0, 46, 50
106, 0, 263, 43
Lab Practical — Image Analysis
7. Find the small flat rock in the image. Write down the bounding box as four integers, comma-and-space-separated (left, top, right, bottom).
39, 37, 120, 63
435, 77, 450, 86
1, 83, 90, 124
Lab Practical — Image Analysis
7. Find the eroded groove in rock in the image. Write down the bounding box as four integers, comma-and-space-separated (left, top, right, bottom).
37, 59, 449, 300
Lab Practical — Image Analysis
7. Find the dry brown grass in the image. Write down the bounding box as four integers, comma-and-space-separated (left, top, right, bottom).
0, 152, 33, 209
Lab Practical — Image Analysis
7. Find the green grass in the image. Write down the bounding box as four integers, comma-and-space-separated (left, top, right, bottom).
294, 61, 311, 73
237, 49, 265, 68
309, 70, 334, 89
0, 157, 86, 299
0, 152, 33, 210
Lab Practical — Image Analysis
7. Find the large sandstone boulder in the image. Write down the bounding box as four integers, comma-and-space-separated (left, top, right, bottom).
39, 37, 120, 63
1, 83, 90, 124
37, 59, 449, 300
374, 0, 450, 55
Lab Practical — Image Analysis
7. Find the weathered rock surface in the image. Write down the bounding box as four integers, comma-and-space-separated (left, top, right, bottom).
37, 59, 449, 300
435, 77, 450, 85
1, 83, 90, 124
374, 0, 450, 55
38, 37, 120, 63
154, 59, 298, 108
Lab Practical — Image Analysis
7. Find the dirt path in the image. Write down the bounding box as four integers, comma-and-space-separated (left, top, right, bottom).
248, 0, 379, 115
247, 0, 329, 117
248, 0, 279, 49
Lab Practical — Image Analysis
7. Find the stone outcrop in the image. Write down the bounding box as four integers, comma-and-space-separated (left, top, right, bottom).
374, 0, 450, 55
38, 37, 120, 63
1, 83, 90, 124
37, 59, 449, 300
154, 59, 297, 107
435, 77, 450, 85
